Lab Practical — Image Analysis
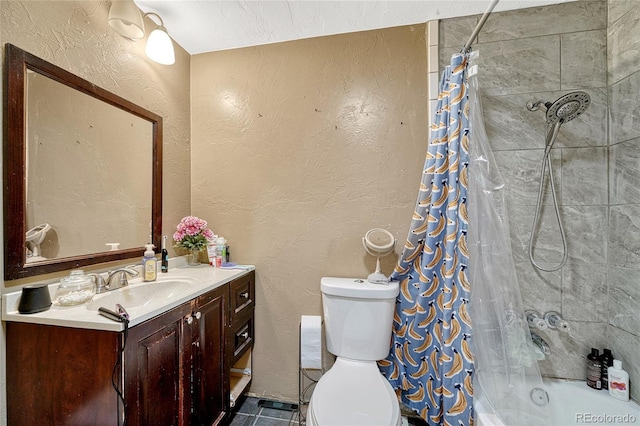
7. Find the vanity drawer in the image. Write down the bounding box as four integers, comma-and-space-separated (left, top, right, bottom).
229, 271, 255, 324
231, 316, 254, 363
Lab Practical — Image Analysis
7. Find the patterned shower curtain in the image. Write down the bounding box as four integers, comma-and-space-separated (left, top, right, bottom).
379, 53, 474, 425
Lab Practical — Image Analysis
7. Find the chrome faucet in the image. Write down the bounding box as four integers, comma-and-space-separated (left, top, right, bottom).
530, 331, 551, 357
91, 266, 139, 294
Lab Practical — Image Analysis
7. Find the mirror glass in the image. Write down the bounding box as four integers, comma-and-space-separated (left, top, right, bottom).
26, 71, 153, 261
5, 44, 163, 280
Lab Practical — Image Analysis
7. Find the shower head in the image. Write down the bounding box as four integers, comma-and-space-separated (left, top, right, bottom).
526, 91, 591, 124
545, 91, 590, 124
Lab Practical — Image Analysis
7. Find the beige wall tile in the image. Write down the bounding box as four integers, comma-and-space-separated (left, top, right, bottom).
561, 30, 607, 89
439, 16, 477, 49
475, 36, 561, 96
609, 72, 640, 145
607, 2, 640, 85
609, 138, 640, 204
479, 0, 606, 43
608, 325, 640, 402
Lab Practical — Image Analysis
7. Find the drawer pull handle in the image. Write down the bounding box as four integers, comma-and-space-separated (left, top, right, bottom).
194, 311, 202, 320
240, 331, 249, 339
240, 292, 249, 299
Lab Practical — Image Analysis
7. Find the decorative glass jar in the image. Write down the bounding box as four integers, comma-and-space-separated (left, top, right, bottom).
55, 270, 96, 305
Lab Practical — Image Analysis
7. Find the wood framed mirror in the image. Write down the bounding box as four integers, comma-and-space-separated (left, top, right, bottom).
4, 43, 163, 280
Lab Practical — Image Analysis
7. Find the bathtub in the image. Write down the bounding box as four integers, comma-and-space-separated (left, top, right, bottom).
475, 378, 640, 426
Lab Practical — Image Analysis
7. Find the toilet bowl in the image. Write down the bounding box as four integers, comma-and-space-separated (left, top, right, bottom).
307, 358, 401, 426
307, 277, 400, 426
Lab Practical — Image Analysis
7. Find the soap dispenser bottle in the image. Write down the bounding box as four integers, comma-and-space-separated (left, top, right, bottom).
608, 359, 630, 401
143, 244, 157, 282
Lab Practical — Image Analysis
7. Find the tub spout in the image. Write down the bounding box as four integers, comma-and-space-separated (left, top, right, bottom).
530, 331, 551, 360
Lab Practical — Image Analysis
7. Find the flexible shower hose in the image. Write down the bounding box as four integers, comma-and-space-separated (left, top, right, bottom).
529, 121, 568, 272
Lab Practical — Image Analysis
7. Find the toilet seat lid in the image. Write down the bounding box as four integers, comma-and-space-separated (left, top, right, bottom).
311, 361, 399, 426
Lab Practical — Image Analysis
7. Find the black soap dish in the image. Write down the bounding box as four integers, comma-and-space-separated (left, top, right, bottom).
18, 284, 52, 314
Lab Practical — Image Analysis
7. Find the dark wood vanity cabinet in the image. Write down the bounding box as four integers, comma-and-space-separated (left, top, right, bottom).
125, 285, 227, 426
6, 271, 255, 426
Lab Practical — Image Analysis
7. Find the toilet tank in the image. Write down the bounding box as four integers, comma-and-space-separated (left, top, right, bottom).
320, 277, 399, 361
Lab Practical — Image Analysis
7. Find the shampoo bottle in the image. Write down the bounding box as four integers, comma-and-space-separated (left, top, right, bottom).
143, 244, 157, 282
161, 236, 169, 273
600, 348, 614, 390
586, 348, 602, 390
207, 238, 218, 267
608, 359, 630, 401
216, 237, 226, 268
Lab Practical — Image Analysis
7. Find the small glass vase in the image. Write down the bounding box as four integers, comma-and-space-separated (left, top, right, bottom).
187, 248, 202, 266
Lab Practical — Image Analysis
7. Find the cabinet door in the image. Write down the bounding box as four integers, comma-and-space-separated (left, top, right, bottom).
125, 303, 193, 426
192, 285, 228, 425
7, 323, 120, 426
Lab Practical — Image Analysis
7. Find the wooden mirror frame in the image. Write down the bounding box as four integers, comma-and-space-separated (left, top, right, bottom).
3, 43, 163, 280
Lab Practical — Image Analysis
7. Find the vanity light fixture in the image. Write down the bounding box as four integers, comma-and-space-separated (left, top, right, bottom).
143, 13, 175, 65
108, 1, 175, 65
108, 0, 144, 40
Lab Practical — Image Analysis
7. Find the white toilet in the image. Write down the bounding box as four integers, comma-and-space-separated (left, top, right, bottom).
307, 277, 401, 426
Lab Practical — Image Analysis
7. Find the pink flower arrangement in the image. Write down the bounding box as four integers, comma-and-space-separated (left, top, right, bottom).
173, 216, 214, 251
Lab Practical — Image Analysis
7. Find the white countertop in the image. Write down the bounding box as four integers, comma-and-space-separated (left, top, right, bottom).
2, 262, 255, 332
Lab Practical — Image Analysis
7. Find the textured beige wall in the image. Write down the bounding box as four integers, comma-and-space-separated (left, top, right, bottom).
191, 25, 429, 400
0, 1, 191, 422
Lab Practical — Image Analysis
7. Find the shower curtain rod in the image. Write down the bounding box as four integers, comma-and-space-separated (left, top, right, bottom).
462, 0, 500, 52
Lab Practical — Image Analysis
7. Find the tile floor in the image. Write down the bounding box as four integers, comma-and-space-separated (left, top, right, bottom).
229, 396, 302, 426
228, 395, 429, 426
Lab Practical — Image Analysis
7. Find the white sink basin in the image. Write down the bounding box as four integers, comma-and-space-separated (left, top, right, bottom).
86, 278, 194, 312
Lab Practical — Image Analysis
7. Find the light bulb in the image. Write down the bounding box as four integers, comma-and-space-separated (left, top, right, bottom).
145, 27, 175, 65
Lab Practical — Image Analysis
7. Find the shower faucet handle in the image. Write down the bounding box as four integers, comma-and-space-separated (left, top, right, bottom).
544, 311, 570, 333
525, 310, 548, 330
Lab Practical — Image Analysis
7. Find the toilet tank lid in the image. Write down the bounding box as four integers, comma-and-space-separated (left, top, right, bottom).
321, 277, 399, 299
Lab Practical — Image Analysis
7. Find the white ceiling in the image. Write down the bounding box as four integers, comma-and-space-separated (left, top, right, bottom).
134, 0, 573, 55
